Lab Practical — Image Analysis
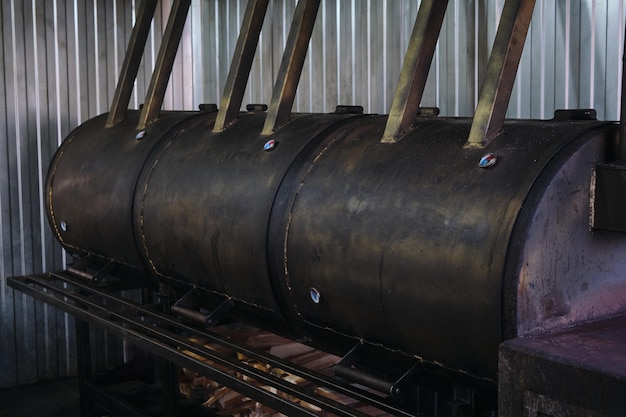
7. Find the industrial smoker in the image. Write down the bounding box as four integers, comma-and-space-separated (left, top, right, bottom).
9, 0, 626, 416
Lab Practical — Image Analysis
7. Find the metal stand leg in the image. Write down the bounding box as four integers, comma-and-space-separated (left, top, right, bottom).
158, 358, 181, 417
76, 319, 95, 417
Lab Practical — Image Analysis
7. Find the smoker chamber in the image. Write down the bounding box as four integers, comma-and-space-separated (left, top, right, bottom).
9, 0, 626, 416
46, 108, 623, 383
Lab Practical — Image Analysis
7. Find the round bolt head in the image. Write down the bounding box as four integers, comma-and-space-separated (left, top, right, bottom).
263, 140, 276, 151
136, 130, 146, 140
309, 287, 322, 304
60, 221, 67, 232
478, 153, 497, 168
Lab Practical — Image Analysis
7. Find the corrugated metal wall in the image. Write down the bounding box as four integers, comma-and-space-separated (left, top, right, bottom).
1, 0, 625, 388
191, 0, 626, 120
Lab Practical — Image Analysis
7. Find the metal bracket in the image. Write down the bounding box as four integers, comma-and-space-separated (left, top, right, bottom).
466, 0, 536, 148
590, 164, 626, 232
67, 259, 116, 283
334, 343, 419, 398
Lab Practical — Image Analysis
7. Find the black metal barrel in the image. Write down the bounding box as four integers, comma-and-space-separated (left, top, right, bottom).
46, 110, 622, 380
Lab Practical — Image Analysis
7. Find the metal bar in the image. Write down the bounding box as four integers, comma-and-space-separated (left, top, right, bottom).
11, 281, 321, 416
159, 359, 180, 417
334, 364, 398, 397
8, 277, 320, 416
118, 314, 370, 417
106, 0, 158, 128
137, 0, 191, 130
48, 271, 412, 417
261, 0, 321, 135
619, 21, 626, 163
170, 305, 210, 325
466, 0, 535, 147
77, 318, 95, 417
8, 274, 394, 417
381, 0, 448, 143
213, 0, 270, 132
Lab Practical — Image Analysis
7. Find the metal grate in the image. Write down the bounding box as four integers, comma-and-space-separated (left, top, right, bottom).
8, 270, 414, 417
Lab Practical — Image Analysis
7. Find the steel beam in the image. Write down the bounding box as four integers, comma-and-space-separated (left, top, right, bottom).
619, 21, 626, 163
261, 0, 321, 135
106, 0, 158, 128
213, 0, 270, 132
466, 0, 535, 147
381, 0, 448, 143
137, 0, 191, 130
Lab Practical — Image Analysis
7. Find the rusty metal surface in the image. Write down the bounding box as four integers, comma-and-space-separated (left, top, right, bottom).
499, 314, 626, 417
4, 0, 626, 395
137, 112, 360, 317
106, 0, 158, 128
213, 0, 270, 132
467, 0, 536, 147
46, 106, 618, 382
505, 123, 626, 338
137, 0, 191, 130
267, 115, 615, 380
382, 0, 448, 143
261, 0, 321, 135
47, 110, 199, 271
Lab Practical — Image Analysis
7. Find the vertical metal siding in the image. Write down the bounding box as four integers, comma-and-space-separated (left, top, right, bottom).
0, 0, 159, 388
191, 0, 625, 119
1, 0, 625, 388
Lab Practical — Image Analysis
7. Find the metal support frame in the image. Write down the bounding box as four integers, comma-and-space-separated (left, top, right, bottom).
261, 0, 321, 135
618, 19, 626, 163
106, 0, 158, 128
137, 0, 192, 130
8, 271, 414, 417
171, 289, 233, 327
77, 318, 95, 417
334, 343, 418, 398
382, 0, 448, 143
213, 0, 270, 132
466, 0, 536, 147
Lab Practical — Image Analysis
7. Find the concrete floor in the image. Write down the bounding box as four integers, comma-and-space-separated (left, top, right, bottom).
0, 378, 81, 417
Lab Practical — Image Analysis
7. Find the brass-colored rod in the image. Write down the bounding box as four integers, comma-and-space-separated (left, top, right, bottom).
619, 21, 626, 163
137, 0, 191, 131
466, 0, 535, 148
381, 0, 448, 143
261, 0, 321, 135
106, 0, 158, 128
214, 0, 270, 132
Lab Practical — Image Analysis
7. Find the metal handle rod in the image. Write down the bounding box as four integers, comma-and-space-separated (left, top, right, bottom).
137, 0, 191, 131
381, 0, 448, 143
619, 21, 626, 163
466, 0, 535, 148
261, 0, 321, 135
213, 0, 270, 132
106, 0, 158, 128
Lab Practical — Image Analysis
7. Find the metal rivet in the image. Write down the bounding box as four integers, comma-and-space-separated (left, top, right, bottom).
136, 130, 146, 140
309, 287, 322, 304
60, 221, 67, 232
263, 140, 276, 151
478, 153, 497, 168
